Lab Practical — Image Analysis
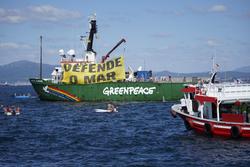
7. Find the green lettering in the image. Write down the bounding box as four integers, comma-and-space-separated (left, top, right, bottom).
81, 64, 88, 72
106, 60, 114, 70
97, 63, 105, 72
64, 64, 72, 72
84, 75, 96, 84
115, 57, 122, 67
96, 74, 106, 82
69, 75, 78, 84
89, 64, 96, 73
106, 72, 116, 80
72, 64, 81, 72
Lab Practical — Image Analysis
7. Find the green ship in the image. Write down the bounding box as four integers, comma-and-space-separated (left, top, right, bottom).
30, 14, 187, 102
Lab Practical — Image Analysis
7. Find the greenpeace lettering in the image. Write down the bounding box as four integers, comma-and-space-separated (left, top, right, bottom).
61, 56, 125, 84
103, 87, 156, 96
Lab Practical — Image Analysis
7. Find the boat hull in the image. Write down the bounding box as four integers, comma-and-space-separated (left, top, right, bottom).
30, 79, 185, 102
171, 104, 250, 139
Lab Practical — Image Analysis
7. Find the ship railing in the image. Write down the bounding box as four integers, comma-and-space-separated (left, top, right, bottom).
206, 83, 250, 101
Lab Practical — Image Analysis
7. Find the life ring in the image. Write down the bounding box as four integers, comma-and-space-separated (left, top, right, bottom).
230, 126, 241, 139
184, 120, 192, 131
204, 123, 213, 137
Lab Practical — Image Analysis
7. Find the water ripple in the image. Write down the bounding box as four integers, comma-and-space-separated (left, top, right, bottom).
0, 86, 250, 166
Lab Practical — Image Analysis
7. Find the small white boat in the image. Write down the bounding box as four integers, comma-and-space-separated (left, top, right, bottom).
3, 106, 21, 116
5, 112, 12, 116
14, 93, 31, 99
95, 108, 118, 113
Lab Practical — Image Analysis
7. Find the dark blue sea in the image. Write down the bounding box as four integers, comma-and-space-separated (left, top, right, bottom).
0, 86, 249, 166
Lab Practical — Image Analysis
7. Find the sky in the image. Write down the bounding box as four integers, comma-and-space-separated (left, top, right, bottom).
0, 0, 250, 73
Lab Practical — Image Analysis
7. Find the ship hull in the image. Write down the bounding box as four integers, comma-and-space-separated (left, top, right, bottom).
30, 78, 185, 102
171, 104, 250, 139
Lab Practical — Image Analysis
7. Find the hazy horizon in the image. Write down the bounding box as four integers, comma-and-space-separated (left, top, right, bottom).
1, 59, 249, 74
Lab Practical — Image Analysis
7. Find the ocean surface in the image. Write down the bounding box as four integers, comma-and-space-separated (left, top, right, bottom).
0, 86, 250, 167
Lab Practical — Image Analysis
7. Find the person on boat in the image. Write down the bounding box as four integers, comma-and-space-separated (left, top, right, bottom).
11, 106, 15, 113
168, 75, 172, 82
241, 103, 248, 122
107, 103, 116, 112
197, 79, 204, 89
3, 106, 12, 115
14, 106, 21, 115
3, 106, 7, 113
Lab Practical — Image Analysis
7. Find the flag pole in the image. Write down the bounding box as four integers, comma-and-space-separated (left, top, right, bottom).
40, 36, 43, 79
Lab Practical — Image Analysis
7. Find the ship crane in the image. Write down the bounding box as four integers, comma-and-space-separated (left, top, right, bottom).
101, 38, 126, 63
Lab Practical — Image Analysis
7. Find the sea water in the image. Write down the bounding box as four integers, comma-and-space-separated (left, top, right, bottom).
0, 86, 249, 166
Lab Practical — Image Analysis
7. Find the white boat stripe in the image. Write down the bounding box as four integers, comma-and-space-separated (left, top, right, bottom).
214, 125, 231, 129
242, 127, 250, 130
192, 120, 205, 125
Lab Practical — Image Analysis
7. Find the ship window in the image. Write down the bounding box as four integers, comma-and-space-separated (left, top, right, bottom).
212, 103, 217, 118
192, 100, 198, 112
190, 93, 194, 100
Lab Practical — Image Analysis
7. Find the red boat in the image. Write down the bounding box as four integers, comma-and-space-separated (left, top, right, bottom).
171, 73, 250, 139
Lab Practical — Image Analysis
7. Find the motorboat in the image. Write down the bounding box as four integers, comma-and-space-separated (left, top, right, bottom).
171, 71, 250, 139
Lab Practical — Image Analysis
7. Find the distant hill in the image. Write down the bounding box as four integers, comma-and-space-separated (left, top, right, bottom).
153, 71, 210, 77
0, 60, 249, 84
0, 60, 55, 83
234, 66, 250, 73
154, 70, 250, 78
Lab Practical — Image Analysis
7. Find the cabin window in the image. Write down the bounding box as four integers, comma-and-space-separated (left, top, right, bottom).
219, 102, 250, 123
192, 100, 199, 112
220, 103, 233, 115
190, 93, 194, 100
203, 102, 213, 119
212, 103, 217, 118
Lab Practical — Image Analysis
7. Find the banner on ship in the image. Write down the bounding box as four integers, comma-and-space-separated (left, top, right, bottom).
61, 56, 125, 84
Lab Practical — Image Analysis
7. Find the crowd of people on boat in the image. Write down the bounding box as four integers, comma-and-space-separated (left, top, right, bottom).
1, 105, 21, 115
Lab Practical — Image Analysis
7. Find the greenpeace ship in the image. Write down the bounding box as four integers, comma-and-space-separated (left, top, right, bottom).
171, 69, 250, 139
30, 14, 188, 102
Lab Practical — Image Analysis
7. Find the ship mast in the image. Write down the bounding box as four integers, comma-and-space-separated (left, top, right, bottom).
84, 14, 97, 63
40, 35, 43, 79
210, 54, 219, 84
87, 15, 97, 53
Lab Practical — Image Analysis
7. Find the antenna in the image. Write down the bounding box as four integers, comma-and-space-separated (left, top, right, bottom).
211, 48, 217, 74
210, 49, 219, 84
40, 36, 42, 79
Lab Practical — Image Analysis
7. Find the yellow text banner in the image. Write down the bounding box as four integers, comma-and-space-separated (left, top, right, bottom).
61, 56, 125, 84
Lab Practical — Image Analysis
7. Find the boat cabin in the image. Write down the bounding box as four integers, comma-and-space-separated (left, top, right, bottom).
181, 83, 250, 123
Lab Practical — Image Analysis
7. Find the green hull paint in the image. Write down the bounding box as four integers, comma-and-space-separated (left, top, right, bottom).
30, 78, 185, 102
